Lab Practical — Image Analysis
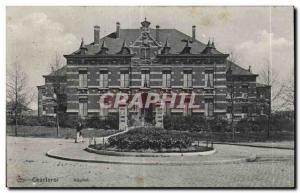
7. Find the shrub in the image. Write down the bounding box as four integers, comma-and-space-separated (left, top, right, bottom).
236, 117, 268, 133
60, 115, 79, 128
163, 114, 227, 132
59, 113, 119, 130
6, 115, 56, 127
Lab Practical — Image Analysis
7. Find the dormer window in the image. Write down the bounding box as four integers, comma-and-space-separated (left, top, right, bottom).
140, 46, 150, 59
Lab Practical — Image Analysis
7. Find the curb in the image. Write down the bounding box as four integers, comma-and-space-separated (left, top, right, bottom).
214, 142, 294, 150
46, 148, 256, 166
84, 147, 216, 157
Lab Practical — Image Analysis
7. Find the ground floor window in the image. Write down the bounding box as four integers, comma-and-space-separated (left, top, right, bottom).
79, 99, 88, 117
205, 100, 214, 117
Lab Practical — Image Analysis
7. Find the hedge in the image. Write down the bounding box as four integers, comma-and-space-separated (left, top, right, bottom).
163, 114, 228, 132
7, 113, 119, 130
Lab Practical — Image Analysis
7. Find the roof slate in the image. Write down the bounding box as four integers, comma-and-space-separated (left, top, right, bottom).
60, 27, 256, 76
69, 28, 223, 55
46, 66, 67, 77
226, 61, 257, 76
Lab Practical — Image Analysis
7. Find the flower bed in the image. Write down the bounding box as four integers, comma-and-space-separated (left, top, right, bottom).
89, 127, 213, 153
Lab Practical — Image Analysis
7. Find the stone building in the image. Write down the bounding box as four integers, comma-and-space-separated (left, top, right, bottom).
37, 19, 271, 122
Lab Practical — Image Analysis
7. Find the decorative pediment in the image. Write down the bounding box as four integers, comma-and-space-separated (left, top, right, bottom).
131, 30, 161, 48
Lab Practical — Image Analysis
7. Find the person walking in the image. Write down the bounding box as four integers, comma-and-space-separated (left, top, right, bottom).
75, 120, 83, 143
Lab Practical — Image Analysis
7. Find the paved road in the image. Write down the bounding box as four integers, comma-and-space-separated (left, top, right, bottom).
6, 137, 294, 188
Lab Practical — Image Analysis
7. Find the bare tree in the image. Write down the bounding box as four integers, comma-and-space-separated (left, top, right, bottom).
258, 59, 285, 138
7, 63, 34, 136
49, 52, 65, 137
280, 71, 294, 111
49, 51, 63, 73
259, 59, 284, 105
228, 50, 238, 64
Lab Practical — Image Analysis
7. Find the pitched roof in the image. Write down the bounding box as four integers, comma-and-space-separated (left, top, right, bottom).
65, 26, 257, 76
256, 83, 270, 87
45, 66, 67, 77
69, 28, 223, 55
226, 61, 257, 76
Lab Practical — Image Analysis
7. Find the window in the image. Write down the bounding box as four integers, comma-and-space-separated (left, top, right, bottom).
260, 106, 265, 115
141, 47, 150, 59
53, 106, 57, 114
79, 99, 88, 117
183, 71, 192, 88
205, 71, 214, 88
205, 100, 214, 117
242, 85, 248, 93
141, 71, 150, 87
99, 71, 108, 88
242, 106, 248, 114
79, 71, 87, 87
120, 72, 129, 88
227, 84, 233, 92
162, 71, 171, 88
42, 105, 46, 115
227, 106, 232, 113
227, 84, 233, 99
242, 85, 248, 98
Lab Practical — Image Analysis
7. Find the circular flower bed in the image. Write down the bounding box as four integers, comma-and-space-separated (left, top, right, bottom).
89, 127, 213, 153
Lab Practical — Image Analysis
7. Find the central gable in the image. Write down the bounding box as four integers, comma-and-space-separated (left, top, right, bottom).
129, 18, 162, 61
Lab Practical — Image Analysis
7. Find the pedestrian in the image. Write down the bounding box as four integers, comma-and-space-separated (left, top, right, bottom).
75, 120, 83, 143
78, 130, 84, 143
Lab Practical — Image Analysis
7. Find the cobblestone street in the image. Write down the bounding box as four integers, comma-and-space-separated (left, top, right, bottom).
6, 137, 294, 188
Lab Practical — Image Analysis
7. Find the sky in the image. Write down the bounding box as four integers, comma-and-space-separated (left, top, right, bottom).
6, 6, 294, 110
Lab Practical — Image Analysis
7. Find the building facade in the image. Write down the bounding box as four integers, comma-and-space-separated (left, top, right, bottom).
37, 19, 271, 122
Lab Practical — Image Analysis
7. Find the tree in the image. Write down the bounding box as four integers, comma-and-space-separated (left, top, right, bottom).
49, 52, 65, 137
281, 79, 294, 111
7, 63, 34, 136
49, 51, 63, 74
258, 59, 285, 137
259, 59, 285, 106
279, 71, 294, 111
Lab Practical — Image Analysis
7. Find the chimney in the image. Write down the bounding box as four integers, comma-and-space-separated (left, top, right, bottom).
94, 25, 100, 44
248, 65, 252, 72
156, 25, 160, 42
116, 22, 120, 38
192, 25, 196, 41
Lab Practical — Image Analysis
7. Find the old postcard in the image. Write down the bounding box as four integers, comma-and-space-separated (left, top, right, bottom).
6, 6, 295, 188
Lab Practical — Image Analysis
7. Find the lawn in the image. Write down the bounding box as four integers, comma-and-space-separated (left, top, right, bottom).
6, 125, 118, 139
